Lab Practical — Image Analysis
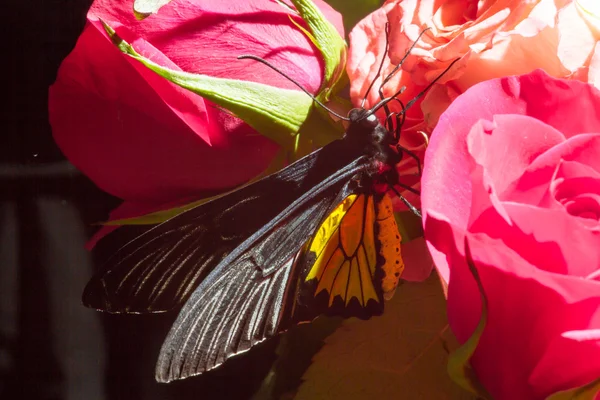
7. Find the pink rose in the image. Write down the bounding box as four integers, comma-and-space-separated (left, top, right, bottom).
422, 70, 600, 399
347, 0, 600, 134
49, 0, 343, 211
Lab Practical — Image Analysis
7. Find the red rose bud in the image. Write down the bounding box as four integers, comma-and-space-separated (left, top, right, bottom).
49, 0, 343, 206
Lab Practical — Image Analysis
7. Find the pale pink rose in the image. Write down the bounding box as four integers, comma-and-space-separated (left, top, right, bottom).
348, 0, 600, 133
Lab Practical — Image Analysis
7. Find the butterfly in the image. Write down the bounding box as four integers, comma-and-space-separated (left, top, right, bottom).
83, 29, 459, 383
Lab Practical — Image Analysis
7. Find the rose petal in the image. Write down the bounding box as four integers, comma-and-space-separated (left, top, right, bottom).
89, 0, 343, 94
424, 71, 600, 239
347, 1, 427, 119
454, 31, 568, 92
467, 114, 565, 200
90, 19, 214, 143
423, 73, 529, 235
347, 2, 396, 108
468, 135, 600, 278
422, 209, 462, 286
551, 160, 600, 221
530, 324, 600, 396
557, 2, 598, 73
562, 329, 600, 341
466, 125, 514, 229
512, 0, 558, 36
517, 70, 600, 137
588, 42, 600, 89
420, 82, 461, 129
51, 0, 343, 204
432, 0, 476, 28
471, 202, 600, 278
399, 237, 434, 281
506, 134, 600, 206
444, 230, 600, 399
50, 24, 279, 202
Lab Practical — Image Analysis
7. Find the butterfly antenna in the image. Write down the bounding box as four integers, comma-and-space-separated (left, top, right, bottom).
360, 28, 430, 127
360, 23, 391, 108
401, 57, 462, 113
378, 27, 431, 95
369, 56, 462, 124
364, 28, 434, 118
238, 55, 350, 121
375, 28, 432, 133
364, 85, 407, 117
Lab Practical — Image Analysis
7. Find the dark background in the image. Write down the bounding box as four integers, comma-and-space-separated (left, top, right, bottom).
0, 0, 387, 398
0, 1, 283, 399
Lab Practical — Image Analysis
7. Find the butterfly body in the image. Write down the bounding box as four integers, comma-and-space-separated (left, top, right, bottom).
84, 107, 406, 382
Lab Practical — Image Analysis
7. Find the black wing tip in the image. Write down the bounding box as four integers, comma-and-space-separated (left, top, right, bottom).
155, 343, 221, 383
293, 288, 384, 322
155, 368, 206, 384
81, 279, 134, 314
82, 278, 116, 312
155, 352, 206, 383
155, 367, 199, 384
154, 342, 259, 383
82, 278, 173, 314
155, 343, 183, 383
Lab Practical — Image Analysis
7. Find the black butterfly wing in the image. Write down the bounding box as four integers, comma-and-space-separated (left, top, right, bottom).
83, 139, 365, 313
155, 166, 362, 382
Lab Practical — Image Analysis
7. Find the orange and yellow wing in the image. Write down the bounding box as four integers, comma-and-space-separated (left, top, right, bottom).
297, 192, 404, 319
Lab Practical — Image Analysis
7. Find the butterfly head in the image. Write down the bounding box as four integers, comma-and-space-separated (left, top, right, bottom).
348, 108, 380, 129
343, 107, 401, 182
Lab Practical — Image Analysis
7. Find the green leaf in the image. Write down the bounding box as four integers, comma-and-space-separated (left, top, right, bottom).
132, 0, 171, 19
100, 20, 314, 150
294, 273, 477, 399
252, 317, 344, 400
324, 0, 382, 34
394, 211, 424, 243
290, 0, 347, 100
446, 239, 492, 399
293, 107, 344, 154
546, 378, 600, 400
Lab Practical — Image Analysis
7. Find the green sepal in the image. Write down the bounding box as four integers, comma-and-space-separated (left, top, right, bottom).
447, 238, 493, 399
105, 198, 211, 227
322, 0, 382, 33
132, 0, 171, 20
289, 0, 347, 101
546, 378, 600, 400
101, 20, 314, 149
291, 107, 344, 157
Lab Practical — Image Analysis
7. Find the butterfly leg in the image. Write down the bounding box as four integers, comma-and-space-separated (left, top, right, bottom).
390, 186, 422, 218
383, 101, 423, 178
